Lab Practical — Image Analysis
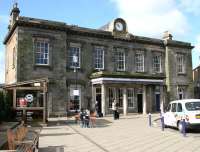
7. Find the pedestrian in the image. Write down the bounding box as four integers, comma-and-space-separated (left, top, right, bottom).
95, 101, 99, 117
79, 108, 85, 127
112, 100, 117, 120
84, 109, 90, 128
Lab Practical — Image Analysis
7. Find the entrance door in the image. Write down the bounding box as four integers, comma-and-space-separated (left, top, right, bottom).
137, 94, 143, 113
155, 94, 160, 112
96, 94, 101, 114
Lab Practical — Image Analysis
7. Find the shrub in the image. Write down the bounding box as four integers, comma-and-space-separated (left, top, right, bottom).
0, 91, 14, 122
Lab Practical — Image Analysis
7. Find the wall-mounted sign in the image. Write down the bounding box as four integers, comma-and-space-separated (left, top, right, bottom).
25, 94, 33, 102
73, 89, 79, 96
19, 98, 27, 107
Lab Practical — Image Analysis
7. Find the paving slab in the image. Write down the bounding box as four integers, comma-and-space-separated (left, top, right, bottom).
39, 114, 200, 152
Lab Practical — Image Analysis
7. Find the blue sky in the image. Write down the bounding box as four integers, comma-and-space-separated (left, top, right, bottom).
0, 0, 200, 83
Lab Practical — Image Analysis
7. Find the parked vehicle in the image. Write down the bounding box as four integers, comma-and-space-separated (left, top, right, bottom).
164, 99, 200, 131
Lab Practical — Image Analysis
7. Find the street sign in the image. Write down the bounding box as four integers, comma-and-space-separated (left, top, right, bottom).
25, 94, 33, 102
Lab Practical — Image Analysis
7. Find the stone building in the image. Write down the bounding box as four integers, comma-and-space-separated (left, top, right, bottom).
4, 4, 194, 119
193, 65, 200, 99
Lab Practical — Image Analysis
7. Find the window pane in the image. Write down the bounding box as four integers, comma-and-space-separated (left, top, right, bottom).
136, 52, 144, 72
69, 46, 80, 68
116, 49, 125, 71
108, 88, 115, 108
127, 89, 135, 108
171, 103, 177, 112
94, 47, 104, 69
153, 55, 161, 73
177, 103, 182, 112
34, 40, 49, 65
177, 54, 184, 73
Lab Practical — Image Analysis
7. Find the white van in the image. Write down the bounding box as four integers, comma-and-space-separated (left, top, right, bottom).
164, 99, 200, 131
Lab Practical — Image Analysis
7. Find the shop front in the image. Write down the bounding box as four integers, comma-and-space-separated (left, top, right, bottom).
91, 77, 165, 116
4, 78, 48, 124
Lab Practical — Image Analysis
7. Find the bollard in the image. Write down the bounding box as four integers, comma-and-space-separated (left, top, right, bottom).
148, 113, 152, 127
161, 116, 164, 131
182, 119, 186, 137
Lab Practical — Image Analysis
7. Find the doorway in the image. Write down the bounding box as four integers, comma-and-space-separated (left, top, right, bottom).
155, 94, 160, 112
137, 94, 143, 113
95, 88, 102, 115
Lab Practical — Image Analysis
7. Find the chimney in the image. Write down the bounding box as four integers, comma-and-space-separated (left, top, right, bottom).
8, 3, 20, 30
163, 31, 173, 40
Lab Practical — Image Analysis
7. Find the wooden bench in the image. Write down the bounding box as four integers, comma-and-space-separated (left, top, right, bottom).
7, 123, 39, 152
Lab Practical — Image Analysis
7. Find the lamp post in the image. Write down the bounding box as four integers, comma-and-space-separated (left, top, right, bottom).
73, 54, 79, 112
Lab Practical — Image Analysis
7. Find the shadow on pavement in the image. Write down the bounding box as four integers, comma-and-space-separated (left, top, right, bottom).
39, 145, 65, 152
95, 119, 112, 128
46, 118, 113, 128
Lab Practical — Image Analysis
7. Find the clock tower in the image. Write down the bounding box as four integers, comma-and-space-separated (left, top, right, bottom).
113, 18, 129, 39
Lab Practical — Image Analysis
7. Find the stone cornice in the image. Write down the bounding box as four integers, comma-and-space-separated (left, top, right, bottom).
164, 39, 194, 49
90, 71, 166, 80
3, 16, 193, 49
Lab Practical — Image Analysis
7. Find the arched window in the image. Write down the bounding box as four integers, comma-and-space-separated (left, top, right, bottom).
178, 87, 184, 100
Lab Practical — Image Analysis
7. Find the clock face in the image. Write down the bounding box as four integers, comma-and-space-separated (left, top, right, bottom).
115, 22, 123, 31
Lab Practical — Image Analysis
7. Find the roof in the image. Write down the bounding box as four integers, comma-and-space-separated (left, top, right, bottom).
3, 77, 49, 89
170, 99, 200, 103
3, 16, 194, 49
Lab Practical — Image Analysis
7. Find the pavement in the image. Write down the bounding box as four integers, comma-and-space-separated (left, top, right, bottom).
39, 114, 200, 152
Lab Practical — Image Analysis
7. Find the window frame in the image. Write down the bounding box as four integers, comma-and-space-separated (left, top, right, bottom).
135, 51, 144, 72
108, 88, 115, 109
116, 48, 125, 71
127, 88, 135, 108
177, 86, 184, 100
69, 85, 81, 112
12, 47, 16, 69
177, 103, 182, 112
117, 88, 123, 108
153, 55, 162, 73
177, 54, 185, 74
94, 46, 104, 70
34, 39, 50, 65
69, 43, 81, 69
171, 103, 177, 112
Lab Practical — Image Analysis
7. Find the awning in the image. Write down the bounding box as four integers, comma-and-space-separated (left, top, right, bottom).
91, 77, 164, 85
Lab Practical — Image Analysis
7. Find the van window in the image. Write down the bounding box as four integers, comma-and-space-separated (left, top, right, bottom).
177, 103, 182, 112
185, 102, 200, 111
171, 103, 177, 112
166, 104, 171, 112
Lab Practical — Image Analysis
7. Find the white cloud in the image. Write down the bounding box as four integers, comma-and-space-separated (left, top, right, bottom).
111, 0, 189, 38
0, 50, 5, 83
179, 0, 200, 15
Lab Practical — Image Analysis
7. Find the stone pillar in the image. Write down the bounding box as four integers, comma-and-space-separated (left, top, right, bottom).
123, 88, 128, 116
160, 85, 164, 113
91, 84, 95, 110
13, 88, 16, 108
101, 84, 106, 116
147, 86, 153, 113
143, 85, 147, 115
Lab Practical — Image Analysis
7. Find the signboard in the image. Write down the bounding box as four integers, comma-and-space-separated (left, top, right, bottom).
73, 89, 79, 96
25, 94, 33, 103
19, 98, 27, 107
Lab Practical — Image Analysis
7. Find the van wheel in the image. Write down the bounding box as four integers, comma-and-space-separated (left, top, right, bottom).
178, 121, 183, 132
